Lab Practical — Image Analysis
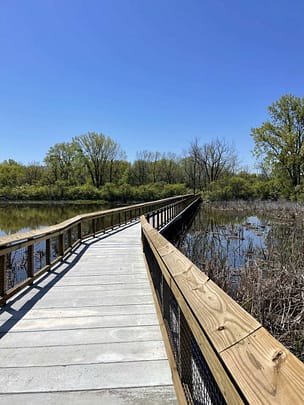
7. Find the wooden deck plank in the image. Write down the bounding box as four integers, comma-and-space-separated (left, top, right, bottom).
0, 325, 164, 348
0, 361, 173, 393
0, 313, 160, 333
1, 294, 155, 311
0, 223, 176, 404
0, 304, 156, 322
0, 386, 177, 405
0, 341, 168, 368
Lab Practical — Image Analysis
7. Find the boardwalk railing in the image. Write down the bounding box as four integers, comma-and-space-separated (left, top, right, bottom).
141, 212, 304, 404
0, 194, 196, 306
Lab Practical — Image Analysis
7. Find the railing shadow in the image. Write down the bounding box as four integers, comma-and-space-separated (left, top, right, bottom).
0, 220, 139, 338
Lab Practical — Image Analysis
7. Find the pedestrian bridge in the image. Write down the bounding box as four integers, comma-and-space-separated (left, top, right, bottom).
0, 195, 303, 404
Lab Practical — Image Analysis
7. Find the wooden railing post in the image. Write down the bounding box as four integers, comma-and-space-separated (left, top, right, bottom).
78, 222, 82, 240
27, 244, 34, 279
0, 254, 7, 298
92, 219, 96, 237
46, 238, 51, 266
101, 216, 105, 233
59, 233, 64, 257
68, 228, 72, 246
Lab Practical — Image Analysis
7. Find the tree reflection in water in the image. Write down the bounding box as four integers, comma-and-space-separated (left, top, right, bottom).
0, 202, 109, 236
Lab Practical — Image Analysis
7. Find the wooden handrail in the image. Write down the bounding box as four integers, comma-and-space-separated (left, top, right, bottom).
0, 194, 193, 247
0, 194, 194, 305
141, 216, 304, 404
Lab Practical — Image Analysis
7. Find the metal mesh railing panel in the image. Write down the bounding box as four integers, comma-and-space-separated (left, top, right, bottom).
50, 237, 60, 262
95, 217, 105, 233
143, 232, 227, 405
6, 247, 28, 290
63, 231, 69, 251
70, 225, 79, 244
34, 240, 46, 273
81, 221, 92, 237
191, 338, 226, 405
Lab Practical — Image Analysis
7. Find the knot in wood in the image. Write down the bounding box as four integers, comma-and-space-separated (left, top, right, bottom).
272, 350, 284, 362
218, 325, 225, 331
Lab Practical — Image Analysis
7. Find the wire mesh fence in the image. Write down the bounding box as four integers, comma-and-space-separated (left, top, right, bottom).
6, 246, 28, 290
50, 236, 60, 262
70, 224, 79, 245
143, 233, 227, 405
34, 240, 46, 273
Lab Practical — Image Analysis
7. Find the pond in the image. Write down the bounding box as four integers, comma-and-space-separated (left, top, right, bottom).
0, 202, 112, 236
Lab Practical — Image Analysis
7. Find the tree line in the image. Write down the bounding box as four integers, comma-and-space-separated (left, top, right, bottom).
1, 93, 304, 202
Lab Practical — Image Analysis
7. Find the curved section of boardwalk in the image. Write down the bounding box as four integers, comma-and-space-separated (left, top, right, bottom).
0, 222, 176, 404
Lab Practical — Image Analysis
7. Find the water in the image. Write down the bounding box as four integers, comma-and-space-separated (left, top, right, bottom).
0, 202, 111, 236
178, 207, 273, 271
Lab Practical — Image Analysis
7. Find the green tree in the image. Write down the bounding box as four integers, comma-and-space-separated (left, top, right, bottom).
252, 94, 304, 190
130, 151, 153, 185
44, 142, 81, 185
157, 153, 183, 184
0, 160, 26, 187
73, 132, 124, 188
24, 162, 45, 185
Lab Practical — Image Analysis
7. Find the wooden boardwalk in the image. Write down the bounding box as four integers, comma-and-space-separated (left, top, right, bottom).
0, 222, 177, 404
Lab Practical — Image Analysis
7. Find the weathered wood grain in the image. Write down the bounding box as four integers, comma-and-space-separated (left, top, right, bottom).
221, 327, 304, 404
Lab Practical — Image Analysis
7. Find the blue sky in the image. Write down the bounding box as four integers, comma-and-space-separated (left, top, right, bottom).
1, 0, 304, 169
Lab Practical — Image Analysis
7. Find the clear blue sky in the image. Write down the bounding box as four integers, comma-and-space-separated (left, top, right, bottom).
1, 0, 304, 169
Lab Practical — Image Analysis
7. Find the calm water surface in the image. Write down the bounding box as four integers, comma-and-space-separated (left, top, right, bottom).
0, 202, 112, 236
178, 206, 274, 270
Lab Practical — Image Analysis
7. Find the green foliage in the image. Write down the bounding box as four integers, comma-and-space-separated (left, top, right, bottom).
252, 94, 304, 193
0, 160, 26, 187
202, 174, 283, 201
4, 115, 304, 202
73, 132, 124, 188
64, 184, 103, 200
161, 183, 188, 197
251, 178, 281, 200
44, 142, 81, 185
